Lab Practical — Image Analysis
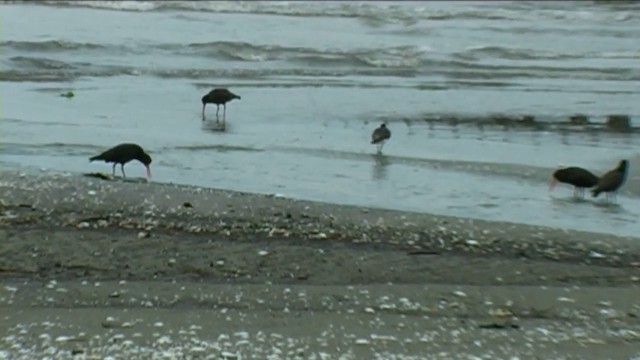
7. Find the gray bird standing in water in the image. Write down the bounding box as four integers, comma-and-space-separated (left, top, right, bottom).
591, 159, 629, 202
371, 123, 391, 153
201, 88, 241, 125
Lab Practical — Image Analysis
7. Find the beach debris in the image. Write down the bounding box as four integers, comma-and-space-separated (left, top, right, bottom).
490, 308, 514, 318
221, 352, 240, 360
407, 249, 440, 256
60, 90, 74, 98
268, 227, 290, 237
370, 334, 398, 342
606, 114, 631, 131
569, 113, 589, 125
453, 290, 467, 298
137, 231, 150, 239
478, 321, 519, 330
83, 172, 112, 181
182, 202, 193, 208
589, 250, 606, 259
101, 316, 131, 329
558, 297, 575, 303
155, 336, 172, 346
258, 250, 269, 256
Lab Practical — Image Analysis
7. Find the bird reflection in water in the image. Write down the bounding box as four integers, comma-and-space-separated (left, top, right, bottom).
201, 121, 230, 133
371, 153, 391, 181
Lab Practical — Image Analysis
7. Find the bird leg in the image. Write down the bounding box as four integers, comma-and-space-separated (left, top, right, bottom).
605, 192, 617, 203
216, 105, 220, 123
112, 163, 116, 177
223, 104, 227, 126
121, 164, 126, 178
202, 104, 206, 121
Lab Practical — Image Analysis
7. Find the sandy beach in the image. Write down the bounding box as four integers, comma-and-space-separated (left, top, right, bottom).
1, 169, 639, 359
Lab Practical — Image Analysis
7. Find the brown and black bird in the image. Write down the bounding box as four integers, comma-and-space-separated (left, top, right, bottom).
201, 88, 241, 124
371, 123, 391, 153
591, 159, 629, 201
89, 143, 152, 179
548, 166, 599, 198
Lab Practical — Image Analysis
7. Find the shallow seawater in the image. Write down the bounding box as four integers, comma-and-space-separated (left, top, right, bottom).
1, 1, 639, 237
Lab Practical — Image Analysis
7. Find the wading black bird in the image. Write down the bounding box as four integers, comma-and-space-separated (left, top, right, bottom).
89, 143, 152, 179
591, 159, 629, 201
371, 123, 391, 153
548, 166, 599, 197
201, 88, 241, 124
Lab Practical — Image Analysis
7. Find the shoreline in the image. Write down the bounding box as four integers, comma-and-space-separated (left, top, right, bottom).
1, 169, 639, 266
1, 169, 639, 359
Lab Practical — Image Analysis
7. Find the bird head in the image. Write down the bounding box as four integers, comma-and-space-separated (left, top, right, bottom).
619, 159, 629, 172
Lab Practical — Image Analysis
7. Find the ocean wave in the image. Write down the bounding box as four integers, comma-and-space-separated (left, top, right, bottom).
454, 46, 640, 61
33, 1, 640, 23
1, 40, 105, 51
482, 26, 640, 39
2, 58, 638, 84
9, 56, 77, 70
185, 41, 429, 68
5, 37, 637, 72
2, 39, 429, 69
5, 39, 638, 83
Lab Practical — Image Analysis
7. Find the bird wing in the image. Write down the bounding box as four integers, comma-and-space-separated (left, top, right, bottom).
371, 129, 385, 143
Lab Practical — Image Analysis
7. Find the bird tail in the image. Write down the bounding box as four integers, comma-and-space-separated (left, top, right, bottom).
89, 155, 102, 162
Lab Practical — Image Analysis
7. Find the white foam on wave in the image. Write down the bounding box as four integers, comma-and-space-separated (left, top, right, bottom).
37, 1, 640, 24
42, 0, 158, 12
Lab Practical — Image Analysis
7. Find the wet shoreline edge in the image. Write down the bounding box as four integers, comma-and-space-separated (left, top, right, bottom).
1, 169, 638, 269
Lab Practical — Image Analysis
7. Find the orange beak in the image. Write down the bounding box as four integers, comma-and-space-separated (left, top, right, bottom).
548, 176, 558, 192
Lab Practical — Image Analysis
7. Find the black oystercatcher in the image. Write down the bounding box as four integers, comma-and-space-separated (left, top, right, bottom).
371, 123, 391, 153
89, 143, 152, 179
591, 159, 629, 201
201, 88, 241, 124
548, 166, 599, 197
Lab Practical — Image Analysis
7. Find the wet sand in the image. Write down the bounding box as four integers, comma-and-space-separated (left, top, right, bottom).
1, 170, 639, 359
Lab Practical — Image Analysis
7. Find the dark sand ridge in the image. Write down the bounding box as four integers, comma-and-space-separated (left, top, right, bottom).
1, 169, 639, 359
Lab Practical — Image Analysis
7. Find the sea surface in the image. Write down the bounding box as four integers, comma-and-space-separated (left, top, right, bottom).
1, 1, 639, 237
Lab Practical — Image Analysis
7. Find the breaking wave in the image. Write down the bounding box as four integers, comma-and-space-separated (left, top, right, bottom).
32, 1, 640, 23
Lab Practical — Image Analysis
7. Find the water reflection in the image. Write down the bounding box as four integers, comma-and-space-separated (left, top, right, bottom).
371, 153, 391, 181
201, 120, 228, 133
